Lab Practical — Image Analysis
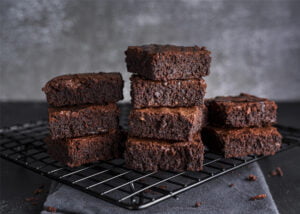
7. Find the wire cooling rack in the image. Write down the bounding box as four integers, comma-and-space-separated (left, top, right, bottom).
0, 121, 299, 210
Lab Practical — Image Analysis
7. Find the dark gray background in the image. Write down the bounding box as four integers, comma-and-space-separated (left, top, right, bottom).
1, 0, 300, 102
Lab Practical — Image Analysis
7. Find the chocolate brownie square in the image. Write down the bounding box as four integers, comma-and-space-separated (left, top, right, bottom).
124, 135, 204, 172
46, 130, 125, 167
125, 44, 211, 81
201, 126, 282, 158
130, 75, 206, 108
48, 103, 119, 139
129, 106, 204, 141
42, 72, 123, 107
206, 93, 277, 128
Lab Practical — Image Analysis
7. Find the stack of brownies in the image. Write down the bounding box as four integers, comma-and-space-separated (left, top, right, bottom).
124, 44, 211, 171
42, 72, 124, 167
202, 93, 282, 158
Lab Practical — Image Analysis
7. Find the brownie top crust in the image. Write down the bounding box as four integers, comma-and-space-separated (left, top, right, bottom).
213, 93, 271, 103
133, 106, 202, 122
128, 132, 202, 145
127, 137, 202, 148
48, 103, 118, 113
126, 44, 211, 55
209, 126, 281, 137
46, 129, 124, 144
130, 74, 206, 83
42, 72, 123, 93
68, 129, 121, 142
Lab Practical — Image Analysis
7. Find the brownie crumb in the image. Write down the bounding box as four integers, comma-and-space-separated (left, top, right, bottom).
144, 189, 156, 194
270, 170, 277, 176
144, 186, 168, 194
276, 167, 283, 176
25, 197, 38, 202
33, 193, 42, 198
246, 174, 257, 181
194, 201, 202, 207
46, 206, 57, 213
33, 184, 45, 195
158, 185, 167, 189
228, 183, 234, 187
143, 189, 151, 193
250, 194, 267, 201
269, 167, 284, 177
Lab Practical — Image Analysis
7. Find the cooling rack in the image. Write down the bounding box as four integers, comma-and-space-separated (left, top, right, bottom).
0, 121, 299, 210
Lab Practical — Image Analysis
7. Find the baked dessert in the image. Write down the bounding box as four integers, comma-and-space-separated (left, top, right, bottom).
129, 106, 204, 141
201, 126, 282, 158
124, 135, 204, 172
42, 72, 124, 107
48, 103, 119, 139
130, 75, 206, 108
46, 130, 125, 167
125, 44, 211, 81
206, 93, 277, 128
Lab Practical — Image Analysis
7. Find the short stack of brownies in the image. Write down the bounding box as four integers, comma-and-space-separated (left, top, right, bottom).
42, 72, 124, 167
124, 44, 211, 171
202, 93, 282, 158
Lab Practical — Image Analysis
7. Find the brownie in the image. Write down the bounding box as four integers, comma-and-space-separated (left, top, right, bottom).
124, 135, 204, 172
48, 103, 119, 139
206, 93, 277, 128
42, 72, 124, 107
46, 130, 125, 167
129, 106, 204, 141
202, 104, 209, 127
125, 44, 211, 81
130, 75, 206, 108
201, 126, 282, 158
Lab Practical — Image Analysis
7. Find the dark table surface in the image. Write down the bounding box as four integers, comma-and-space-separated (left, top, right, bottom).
0, 102, 300, 214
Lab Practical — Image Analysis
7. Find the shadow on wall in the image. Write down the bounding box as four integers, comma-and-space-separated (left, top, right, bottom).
1, 0, 300, 101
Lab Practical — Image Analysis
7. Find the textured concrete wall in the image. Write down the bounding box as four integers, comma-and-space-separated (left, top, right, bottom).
1, 0, 300, 102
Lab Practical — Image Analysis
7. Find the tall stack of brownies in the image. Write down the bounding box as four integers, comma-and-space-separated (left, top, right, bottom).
202, 93, 282, 158
124, 44, 211, 171
42, 72, 124, 167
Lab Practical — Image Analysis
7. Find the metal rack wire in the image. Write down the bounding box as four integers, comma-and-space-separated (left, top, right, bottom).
0, 121, 299, 210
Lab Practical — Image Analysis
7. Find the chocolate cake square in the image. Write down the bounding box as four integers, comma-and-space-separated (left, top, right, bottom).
48, 103, 119, 139
42, 72, 123, 107
125, 44, 211, 81
129, 106, 204, 141
201, 126, 282, 158
130, 75, 206, 108
46, 130, 125, 167
206, 93, 277, 128
124, 135, 204, 172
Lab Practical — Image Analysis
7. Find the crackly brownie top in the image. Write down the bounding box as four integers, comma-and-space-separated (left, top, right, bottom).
70, 129, 121, 140
132, 106, 202, 125
130, 74, 206, 84
208, 126, 281, 136
134, 106, 202, 117
42, 72, 122, 92
48, 103, 118, 114
126, 44, 211, 55
128, 133, 202, 146
54, 129, 122, 144
213, 93, 272, 103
